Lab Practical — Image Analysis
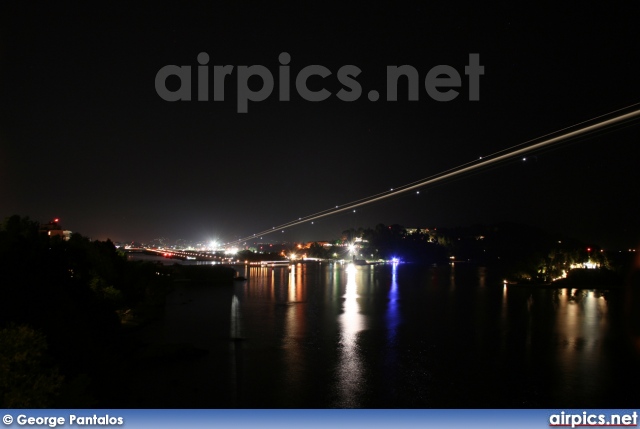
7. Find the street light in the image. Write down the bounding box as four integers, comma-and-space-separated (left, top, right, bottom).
348, 243, 357, 261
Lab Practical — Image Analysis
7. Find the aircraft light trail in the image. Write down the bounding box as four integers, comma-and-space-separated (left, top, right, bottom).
225, 106, 640, 246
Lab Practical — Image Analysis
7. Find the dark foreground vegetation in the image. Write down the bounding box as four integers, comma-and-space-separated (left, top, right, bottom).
0, 215, 234, 407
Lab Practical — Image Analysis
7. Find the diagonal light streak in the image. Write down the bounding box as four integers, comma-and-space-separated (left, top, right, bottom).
225, 106, 640, 246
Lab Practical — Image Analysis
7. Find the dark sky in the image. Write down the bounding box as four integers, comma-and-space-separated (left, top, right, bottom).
1, 3, 639, 249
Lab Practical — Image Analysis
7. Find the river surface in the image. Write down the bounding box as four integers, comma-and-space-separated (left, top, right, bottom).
127, 256, 640, 408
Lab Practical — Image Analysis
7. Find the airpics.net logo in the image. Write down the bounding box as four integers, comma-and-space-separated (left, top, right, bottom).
549, 411, 639, 428
155, 52, 484, 113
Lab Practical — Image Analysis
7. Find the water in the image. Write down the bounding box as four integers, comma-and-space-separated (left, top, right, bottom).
127, 259, 640, 408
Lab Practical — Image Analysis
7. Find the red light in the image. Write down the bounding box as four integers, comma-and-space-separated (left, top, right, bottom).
54, 218, 59, 223
587, 248, 591, 252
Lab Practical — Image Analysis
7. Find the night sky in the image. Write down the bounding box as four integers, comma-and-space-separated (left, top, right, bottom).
1, 4, 639, 249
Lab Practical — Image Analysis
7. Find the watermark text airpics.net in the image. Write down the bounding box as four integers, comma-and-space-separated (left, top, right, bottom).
155, 52, 484, 113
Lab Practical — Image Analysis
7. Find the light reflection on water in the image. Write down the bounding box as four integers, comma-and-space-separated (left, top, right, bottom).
135, 257, 639, 408
386, 262, 400, 342
336, 263, 365, 407
552, 288, 610, 399
283, 264, 306, 394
